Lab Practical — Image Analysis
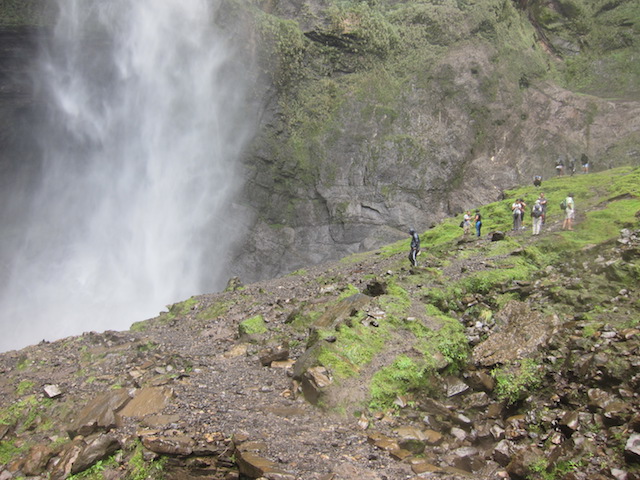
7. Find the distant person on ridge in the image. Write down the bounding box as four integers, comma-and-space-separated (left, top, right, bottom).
581, 153, 590, 174
562, 193, 575, 231
555, 157, 564, 176
408, 228, 420, 267
568, 156, 576, 176
533, 175, 542, 187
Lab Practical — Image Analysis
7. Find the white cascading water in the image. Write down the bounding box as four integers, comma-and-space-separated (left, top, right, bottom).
0, 0, 250, 352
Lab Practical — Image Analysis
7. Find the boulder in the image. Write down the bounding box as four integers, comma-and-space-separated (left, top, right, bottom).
626, 434, 640, 463
71, 434, 120, 475
473, 301, 561, 366
506, 445, 545, 479
67, 389, 131, 438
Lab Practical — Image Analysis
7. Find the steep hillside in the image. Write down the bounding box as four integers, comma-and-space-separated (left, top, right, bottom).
0, 167, 638, 479
232, 0, 640, 281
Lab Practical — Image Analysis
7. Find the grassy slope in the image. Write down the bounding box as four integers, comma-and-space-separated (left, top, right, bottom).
285, 166, 640, 412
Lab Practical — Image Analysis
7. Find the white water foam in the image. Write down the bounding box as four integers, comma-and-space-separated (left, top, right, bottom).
0, 0, 251, 352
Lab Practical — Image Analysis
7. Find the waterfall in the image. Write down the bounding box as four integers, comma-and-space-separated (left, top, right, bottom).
0, 0, 250, 352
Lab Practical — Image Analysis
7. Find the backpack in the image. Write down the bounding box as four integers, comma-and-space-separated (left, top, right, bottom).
532, 204, 542, 218
560, 199, 567, 210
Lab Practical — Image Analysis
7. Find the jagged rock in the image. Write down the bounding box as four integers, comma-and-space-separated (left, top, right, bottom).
67, 389, 131, 438
258, 344, 290, 366
300, 365, 332, 405
451, 446, 482, 472
472, 301, 561, 366
490, 424, 506, 442
367, 431, 399, 451
389, 447, 413, 461
224, 276, 243, 292
117, 386, 174, 419
465, 391, 490, 408
492, 439, 514, 466
450, 426, 468, 442
625, 434, 640, 463
395, 426, 428, 454
312, 293, 371, 330
43, 384, 62, 398
424, 429, 444, 446
558, 410, 580, 436
409, 458, 442, 474
49, 437, 86, 480
142, 434, 194, 456
71, 434, 120, 474
236, 450, 293, 479
505, 445, 545, 479
444, 376, 469, 397
21, 444, 55, 476
466, 370, 495, 392
611, 468, 629, 480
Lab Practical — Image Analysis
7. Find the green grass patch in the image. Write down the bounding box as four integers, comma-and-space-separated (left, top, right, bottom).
68, 457, 119, 480
0, 439, 29, 466
317, 321, 388, 379
378, 280, 411, 318
238, 315, 268, 336
127, 439, 166, 480
417, 307, 469, 372
369, 355, 432, 410
16, 380, 35, 396
196, 300, 231, 321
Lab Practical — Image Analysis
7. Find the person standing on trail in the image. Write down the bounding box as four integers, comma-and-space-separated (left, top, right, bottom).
408, 228, 420, 267
538, 192, 548, 225
474, 210, 482, 237
531, 199, 543, 235
463, 211, 471, 236
562, 193, 575, 231
512, 199, 523, 231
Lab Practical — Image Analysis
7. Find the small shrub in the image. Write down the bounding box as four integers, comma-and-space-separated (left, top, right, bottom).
492, 358, 543, 404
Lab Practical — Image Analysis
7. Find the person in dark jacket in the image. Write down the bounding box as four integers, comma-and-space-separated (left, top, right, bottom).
408, 228, 420, 267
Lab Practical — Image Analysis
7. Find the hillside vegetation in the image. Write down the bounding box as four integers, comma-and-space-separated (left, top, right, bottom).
0, 167, 638, 479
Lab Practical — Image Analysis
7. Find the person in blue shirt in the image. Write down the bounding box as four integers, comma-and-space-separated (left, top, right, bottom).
474, 210, 482, 237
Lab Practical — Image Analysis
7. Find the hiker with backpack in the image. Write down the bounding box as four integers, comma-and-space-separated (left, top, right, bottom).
512, 199, 523, 231
408, 228, 420, 267
531, 199, 544, 235
562, 193, 575, 231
